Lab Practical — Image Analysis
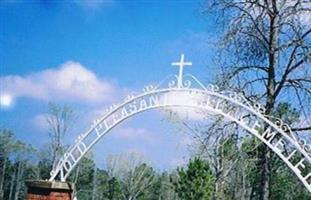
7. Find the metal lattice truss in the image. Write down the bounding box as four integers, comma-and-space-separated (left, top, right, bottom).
49, 55, 311, 193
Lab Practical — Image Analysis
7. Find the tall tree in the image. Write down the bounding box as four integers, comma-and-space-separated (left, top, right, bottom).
107, 177, 122, 200
45, 103, 76, 169
205, 1, 311, 199
0, 130, 36, 200
0, 129, 15, 200
70, 155, 96, 200
107, 152, 155, 200
12, 141, 34, 200
171, 157, 214, 200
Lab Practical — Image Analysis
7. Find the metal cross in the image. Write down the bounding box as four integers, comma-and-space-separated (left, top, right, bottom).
171, 54, 192, 88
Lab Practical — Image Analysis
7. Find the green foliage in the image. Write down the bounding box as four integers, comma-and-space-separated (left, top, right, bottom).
172, 157, 215, 200
107, 177, 122, 200
37, 157, 52, 179
0, 129, 37, 200
268, 149, 311, 200
273, 102, 300, 125
122, 163, 156, 200
0, 119, 310, 200
1, 129, 311, 199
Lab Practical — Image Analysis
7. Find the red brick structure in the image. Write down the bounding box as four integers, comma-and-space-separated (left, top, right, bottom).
25, 181, 75, 200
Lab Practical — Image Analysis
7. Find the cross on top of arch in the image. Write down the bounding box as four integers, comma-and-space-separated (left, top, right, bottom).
171, 54, 192, 88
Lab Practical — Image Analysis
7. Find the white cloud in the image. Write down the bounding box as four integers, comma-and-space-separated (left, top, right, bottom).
0, 61, 116, 104
112, 127, 157, 144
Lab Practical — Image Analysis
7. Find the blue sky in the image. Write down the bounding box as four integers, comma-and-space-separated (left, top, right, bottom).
0, 1, 218, 170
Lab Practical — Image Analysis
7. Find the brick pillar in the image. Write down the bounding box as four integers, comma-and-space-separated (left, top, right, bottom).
25, 180, 75, 200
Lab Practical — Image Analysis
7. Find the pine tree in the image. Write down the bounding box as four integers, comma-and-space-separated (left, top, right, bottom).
172, 157, 215, 200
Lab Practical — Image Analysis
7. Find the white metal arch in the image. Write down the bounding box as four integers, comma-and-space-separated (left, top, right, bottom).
49, 55, 311, 193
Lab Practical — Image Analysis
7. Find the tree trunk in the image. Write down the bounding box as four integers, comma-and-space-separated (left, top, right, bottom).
8, 167, 16, 200
258, 6, 279, 199
73, 165, 80, 185
258, 145, 270, 200
14, 162, 24, 200
0, 157, 7, 200
91, 166, 97, 200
